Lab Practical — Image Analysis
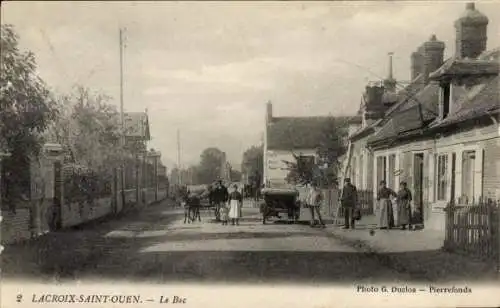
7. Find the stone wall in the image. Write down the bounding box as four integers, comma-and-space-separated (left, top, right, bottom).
1, 208, 31, 244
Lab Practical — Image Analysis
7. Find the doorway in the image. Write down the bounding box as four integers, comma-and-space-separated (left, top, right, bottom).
413, 153, 424, 224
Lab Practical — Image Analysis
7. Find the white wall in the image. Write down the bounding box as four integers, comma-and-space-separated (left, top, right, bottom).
264, 149, 316, 186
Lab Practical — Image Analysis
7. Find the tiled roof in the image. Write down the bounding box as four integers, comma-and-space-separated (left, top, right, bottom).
432, 75, 500, 127
266, 116, 349, 150
479, 47, 500, 61
383, 74, 426, 117
367, 83, 440, 144
348, 119, 381, 141
429, 58, 500, 80
124, 112, 150, 140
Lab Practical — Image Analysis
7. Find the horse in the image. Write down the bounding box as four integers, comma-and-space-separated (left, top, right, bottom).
183, 195, 202, 224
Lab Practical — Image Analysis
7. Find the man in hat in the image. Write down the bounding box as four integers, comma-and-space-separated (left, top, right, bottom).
340, 178, 358, 229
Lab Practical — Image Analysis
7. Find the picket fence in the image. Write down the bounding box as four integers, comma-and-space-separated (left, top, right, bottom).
444, 196, 500, 261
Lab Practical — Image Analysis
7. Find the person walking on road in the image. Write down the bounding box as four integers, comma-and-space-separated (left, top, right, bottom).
340, 178, 357, 229
228, 184, 243, 225
213, 180, 229, 221
307, 183, 326, 228
377, 180, 397, 229
397, 181, 413, 230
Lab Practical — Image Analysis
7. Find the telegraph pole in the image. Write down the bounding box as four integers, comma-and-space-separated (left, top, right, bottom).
177, 129, 182, 185
119, 27, 126, 212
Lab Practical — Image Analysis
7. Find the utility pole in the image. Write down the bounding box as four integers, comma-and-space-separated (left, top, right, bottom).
119, 27, 126, 212
177, 129, 182, 185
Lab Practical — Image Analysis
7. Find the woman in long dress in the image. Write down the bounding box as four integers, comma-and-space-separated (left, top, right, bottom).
228, 184, 243, 226
397, 181, 413, 230
377, 180, 397, 229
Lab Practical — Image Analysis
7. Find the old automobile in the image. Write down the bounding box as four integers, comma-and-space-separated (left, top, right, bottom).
259, 183, 301, 224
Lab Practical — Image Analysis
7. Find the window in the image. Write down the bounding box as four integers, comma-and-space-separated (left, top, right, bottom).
388, 154, 396, 189
435, 154, 448, 201
461, 150, 476, 202
442, 83, 451, 119
359, 154, 364, 189
376, 156, 386, 186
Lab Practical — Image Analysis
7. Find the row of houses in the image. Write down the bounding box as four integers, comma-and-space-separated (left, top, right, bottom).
1, 110, 169, 244
342, 2, 499, 231
262, 3, 499, 234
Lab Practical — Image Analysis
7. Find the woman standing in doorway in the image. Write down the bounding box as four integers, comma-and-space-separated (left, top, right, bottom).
377, 181, 397, 229
228, 184, 243, 225
397, 182, 413, 230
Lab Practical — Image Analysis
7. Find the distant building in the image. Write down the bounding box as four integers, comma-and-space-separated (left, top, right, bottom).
263, 101, 352, 187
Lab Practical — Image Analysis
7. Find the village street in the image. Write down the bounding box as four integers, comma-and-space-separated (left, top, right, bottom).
2, 199, 410, 285
3, 199, 497, 285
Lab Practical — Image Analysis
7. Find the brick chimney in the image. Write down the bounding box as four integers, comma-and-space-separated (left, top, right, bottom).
422, 35, 445, 82
266, 101, 273, 124
410, 35, 445, 84
454, 2, 489, 59
362, 85, 385, 126
383, 52, 397, 92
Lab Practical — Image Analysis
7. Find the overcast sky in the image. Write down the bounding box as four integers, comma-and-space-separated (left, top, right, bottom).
2, 1, 499, 170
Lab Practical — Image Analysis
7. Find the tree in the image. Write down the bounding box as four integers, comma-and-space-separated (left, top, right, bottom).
316, 117, 348, 179
44, 86, 128, 204
283, 117, 347, 188
283, 153, 317, 186
1, 25, 58, 208
197, 147, 224, 184
47, 86, 125, 173
241, 145, 263, 187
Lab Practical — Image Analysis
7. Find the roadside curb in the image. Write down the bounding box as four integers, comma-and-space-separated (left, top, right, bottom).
327, 228, 499, 282
328, 230, 429, 277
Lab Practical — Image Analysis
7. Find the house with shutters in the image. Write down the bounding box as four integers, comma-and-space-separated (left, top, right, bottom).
344, 2, 499, 231
263, 101, 352, 187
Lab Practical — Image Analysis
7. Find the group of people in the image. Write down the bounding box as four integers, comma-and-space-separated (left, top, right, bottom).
208, 180, 244, 226
340, 178, 413, 230
180, 180, 244, 225
376, 180, 413, 230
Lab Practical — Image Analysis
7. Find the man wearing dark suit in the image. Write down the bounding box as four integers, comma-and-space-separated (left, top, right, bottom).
341, 178, 358, 229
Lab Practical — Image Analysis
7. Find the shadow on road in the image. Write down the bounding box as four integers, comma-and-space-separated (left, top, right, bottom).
2, 202, 497, 285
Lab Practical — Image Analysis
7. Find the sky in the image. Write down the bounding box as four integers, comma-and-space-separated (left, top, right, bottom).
2, 1, 499, 171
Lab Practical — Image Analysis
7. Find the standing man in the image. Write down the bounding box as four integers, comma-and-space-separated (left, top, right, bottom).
340, 178, 358, 229
214, 180, 229, 221
307, 182, 326, 228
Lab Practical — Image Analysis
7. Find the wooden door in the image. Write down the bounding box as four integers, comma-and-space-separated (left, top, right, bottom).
413, 154, 424, 224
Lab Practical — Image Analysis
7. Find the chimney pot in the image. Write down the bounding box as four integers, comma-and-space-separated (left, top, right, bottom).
466, 2, 475, 10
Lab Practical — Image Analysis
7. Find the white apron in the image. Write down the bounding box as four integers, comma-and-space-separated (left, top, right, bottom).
228, 199, 241, 219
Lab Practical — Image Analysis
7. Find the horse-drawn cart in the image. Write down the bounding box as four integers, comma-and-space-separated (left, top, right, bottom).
259, 186, 301, 224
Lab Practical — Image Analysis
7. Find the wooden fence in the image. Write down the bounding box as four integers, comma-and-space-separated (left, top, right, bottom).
321, 189, 374, 218
444, 196, 499, 261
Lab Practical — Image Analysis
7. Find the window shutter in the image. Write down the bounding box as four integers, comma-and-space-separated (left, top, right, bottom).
422, 152, 429, 203
428, 153, 435, 201
394, 153, 400, 191
474, 148, 484, 200
455, 150, 463, 202
446, 153, 452, 201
